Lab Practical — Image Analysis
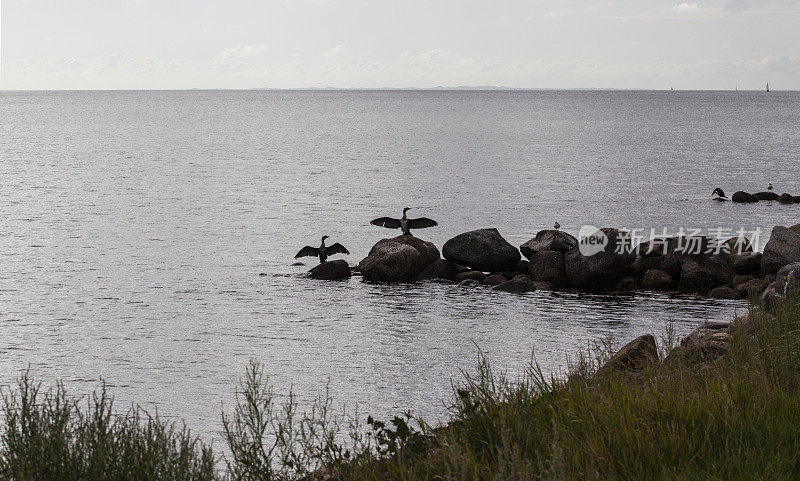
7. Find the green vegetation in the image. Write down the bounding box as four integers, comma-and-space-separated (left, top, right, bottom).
2, 292, 799, 480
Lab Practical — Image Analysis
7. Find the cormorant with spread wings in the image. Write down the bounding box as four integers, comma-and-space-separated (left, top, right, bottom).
370, 207, 438, 236
295, 236, 350, 263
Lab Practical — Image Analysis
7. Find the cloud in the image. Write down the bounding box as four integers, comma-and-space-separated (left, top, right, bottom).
219, 44, 266, 59
321, 45, 347, 57
672, 3, 701, 12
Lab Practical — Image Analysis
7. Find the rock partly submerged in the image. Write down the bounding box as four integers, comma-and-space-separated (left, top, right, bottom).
442, 228, 521, 272
308, 259, 352, 280
358, 235, 440, 283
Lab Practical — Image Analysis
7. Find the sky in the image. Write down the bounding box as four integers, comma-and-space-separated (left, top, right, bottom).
1, 0, 799, 90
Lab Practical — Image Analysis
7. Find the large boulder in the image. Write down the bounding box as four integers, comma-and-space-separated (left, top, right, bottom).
359, 243, 423, 283
731, 191, 758, 203
442, 228, 521, 272
641, 269, 673, 290
778, 193, 794, 204
493, 275, 536, 294
794, 196, 800, 204
482, 274, 507, 286
760, 224, 800, 274
736, 278, 769, 298
308, 260, 351, 280
564, 228, 635, 291
729, 252, 762, 273
775, 262, 800, 295
721, 236, 753, 256
455, 270, 486, 283
417, 259, 458, 281
754, 191, 779, 201
708, 286, 741, 299
677, 258, 718, 294
370, 234, 440, 267
597, 334, 658, 375
520, 230, 578, 258
527, 250, 567, 286
703, 256, 736, 286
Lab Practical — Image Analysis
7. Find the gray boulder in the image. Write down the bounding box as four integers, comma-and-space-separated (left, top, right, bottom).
520, 230, 578, 258
308, 260, 351, 280
358, 243, 424, 283
527, 250, 567, 287
760, 224, 800, 274
708, 286, 741, 299
455, 270, 486, 283
564, 228, 635, 291
754, 191, 779, 201
775, 262, 800, 295
442, 228, 521, 272
370, 234, 440, 267
417, 259, 458, 281
703, 256, 736, 286
677, 259, 717, 294
729, 252, 762, 273
493, 275, 536, 294
731, 191, 758, 203
721, 236, 753, 256
641, 269, 673, 290
597, 334, 658, 375
482, 274, 507, 286
736, 278, 769, 298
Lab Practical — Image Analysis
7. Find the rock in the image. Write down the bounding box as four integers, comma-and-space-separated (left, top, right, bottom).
358, 243, 424, 283
778, 193, 795, 204
708, 286, 741, 299
794, 196, 800, 204
308, 259, 351, 280
732, 274, 755, 286
493, 275, 536, 294
527, 250, 567, 287
417, 259, 458, 281
442, 228, 521, 272
482, 274, 507, 286
532, 281, 555, 291
370, 234, 440, 267
729, 252, 762, 273
760, 282, 780, 312
495, 270, 522, 280
760, 225, 800, 274
731, 191, 758, 203
735, 278, 769, 298
597, 334, 658, 375
775, 262, 800, 295
677, 258, 717, 294
515, 260, 530, 276
455, 270, 486, 283
754, 191, 779, 201
679, 324, 732, 360
564, 228, 635, 291
703, 256, 736, 285
641, 269, 673, 290
635, 254, 683, 279
614, 276, 637, 291
721, 236, 753, 256
458, 279, 481, 287
733, 311, 776, 335
520, 230, 578, 258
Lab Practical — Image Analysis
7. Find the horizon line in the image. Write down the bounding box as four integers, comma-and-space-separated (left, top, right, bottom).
0, 86, 793, 92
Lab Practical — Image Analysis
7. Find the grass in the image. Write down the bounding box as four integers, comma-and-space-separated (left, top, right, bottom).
2, 292, 799, 480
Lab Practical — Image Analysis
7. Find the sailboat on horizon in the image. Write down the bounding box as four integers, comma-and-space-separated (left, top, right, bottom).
766, 82, 770, 92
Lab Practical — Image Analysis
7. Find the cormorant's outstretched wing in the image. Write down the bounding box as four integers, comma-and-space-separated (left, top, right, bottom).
370, 217, 401, 229
327, 243, 350, 256
295, 246, 320, 259
408, 217, 438, 229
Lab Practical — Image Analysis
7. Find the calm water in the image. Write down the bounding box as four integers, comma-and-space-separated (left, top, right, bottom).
1, 90, 799, 442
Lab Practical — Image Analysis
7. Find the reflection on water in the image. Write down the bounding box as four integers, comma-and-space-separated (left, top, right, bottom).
1, 90, 797, 442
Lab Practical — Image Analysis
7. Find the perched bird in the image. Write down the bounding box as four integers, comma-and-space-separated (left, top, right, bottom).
767, 182, 774, 192
370, 207, 438, 236
295, 236, 349, 263
553, 222, 561, 230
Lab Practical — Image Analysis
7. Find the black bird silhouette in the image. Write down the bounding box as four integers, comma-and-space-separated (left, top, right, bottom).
712, 187, 728, 200
295, 236, 350, 263
370, 207, 438, 236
